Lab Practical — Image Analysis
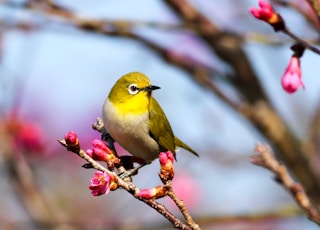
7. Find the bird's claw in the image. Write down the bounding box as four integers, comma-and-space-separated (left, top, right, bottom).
118, 168, 139, 179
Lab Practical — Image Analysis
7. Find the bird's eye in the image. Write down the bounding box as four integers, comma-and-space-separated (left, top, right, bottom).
128, 84, 139, 95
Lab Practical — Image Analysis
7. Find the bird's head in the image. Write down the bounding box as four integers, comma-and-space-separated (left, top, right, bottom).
108, 72, 160, 115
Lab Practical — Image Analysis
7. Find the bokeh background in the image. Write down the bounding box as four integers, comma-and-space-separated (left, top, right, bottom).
0, 0, 319, 229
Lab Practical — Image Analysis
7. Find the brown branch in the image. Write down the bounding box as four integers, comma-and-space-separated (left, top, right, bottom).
0, 124, 64, 228
283, 27, 320, 55
251, 144, 320, 225
165, 0, 269, 103
166, 181, 200, 230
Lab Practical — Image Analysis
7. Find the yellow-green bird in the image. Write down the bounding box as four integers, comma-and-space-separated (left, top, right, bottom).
102, 72, 198, 166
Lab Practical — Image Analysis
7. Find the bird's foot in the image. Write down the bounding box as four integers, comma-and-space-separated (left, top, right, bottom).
118, 163, 147, 179
118, 168, 137, 179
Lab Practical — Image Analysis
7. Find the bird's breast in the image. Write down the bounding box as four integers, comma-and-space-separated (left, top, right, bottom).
102, 99, 160, 162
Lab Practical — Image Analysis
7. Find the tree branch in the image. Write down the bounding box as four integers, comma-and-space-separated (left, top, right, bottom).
252, 144, 320, 225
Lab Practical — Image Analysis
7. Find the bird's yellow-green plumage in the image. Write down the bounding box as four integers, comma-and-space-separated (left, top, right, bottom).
102, 72, 198, 163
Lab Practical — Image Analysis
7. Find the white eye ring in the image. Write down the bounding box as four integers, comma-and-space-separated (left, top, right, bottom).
128, 84, 139, 95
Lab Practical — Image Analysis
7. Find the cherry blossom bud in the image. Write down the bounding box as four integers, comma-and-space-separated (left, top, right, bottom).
159, 151, 175, 183
91, 139, 113, 155
249, 0, 285, 31
138, 186, 166, 199
64, 131, 80, 152
87, 139, 120, 169
281, 56, 304, 94
64, 131, 78, 146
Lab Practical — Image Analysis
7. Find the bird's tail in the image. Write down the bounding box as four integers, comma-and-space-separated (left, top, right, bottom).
174, 136, 199, 157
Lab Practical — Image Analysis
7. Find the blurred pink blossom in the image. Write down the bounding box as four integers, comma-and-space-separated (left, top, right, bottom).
170, 173, 200, 210
5, 116, 44, 153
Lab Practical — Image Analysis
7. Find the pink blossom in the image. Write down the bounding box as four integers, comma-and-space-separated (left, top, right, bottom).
89, 171, 112, 196
15, 122, 44, 152
4, 116, 44, 153
281, 56, 305, 94
170, 173, 200, 209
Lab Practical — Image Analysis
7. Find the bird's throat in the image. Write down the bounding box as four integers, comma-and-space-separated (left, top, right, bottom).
112, 94, 150, 116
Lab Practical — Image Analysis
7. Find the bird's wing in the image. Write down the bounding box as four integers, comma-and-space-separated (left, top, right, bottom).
148, 97, 176, 155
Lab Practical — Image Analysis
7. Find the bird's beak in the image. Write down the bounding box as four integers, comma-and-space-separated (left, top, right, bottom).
142, 85, 161, 92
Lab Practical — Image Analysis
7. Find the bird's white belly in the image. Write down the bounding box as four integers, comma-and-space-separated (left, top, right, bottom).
102, 99, 159, 162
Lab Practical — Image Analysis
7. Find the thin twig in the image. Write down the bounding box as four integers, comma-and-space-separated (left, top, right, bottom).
166, 182, 200, 230
251, 144, 320, 225
283, 27, 320, 55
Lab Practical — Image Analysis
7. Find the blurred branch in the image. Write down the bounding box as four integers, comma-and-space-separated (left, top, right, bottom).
5, 1, 241, 109
304, 96, 320, 176
275, 0, 320, 30
0, 122, 64, 229
165, 0, 268, 102
245, 32, 319, 46
252, 144, 320, 225
305, 0, 320, 24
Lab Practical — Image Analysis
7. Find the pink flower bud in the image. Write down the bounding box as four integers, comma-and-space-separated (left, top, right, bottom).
159, 151, 174, 167
250, 0, 274, 21
249, 0, 285, 30
64, 131, 78, 146
87, 140, 118, 167
159, 151, 175, 183
93, 147, 110, 161
138, 186, 166, 199
91, 139, 113, 154
281, 56, 305, 94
